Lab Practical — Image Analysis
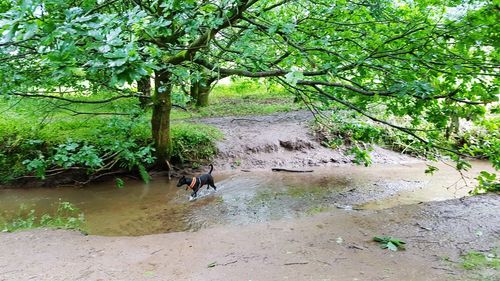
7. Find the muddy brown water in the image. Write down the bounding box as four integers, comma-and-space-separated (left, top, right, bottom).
0, 161, 492, 236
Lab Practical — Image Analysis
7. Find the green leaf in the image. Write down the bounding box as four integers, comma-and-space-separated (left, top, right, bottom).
373, 236, 406, 251
387, 241, 398, 251
115, 178, 124, 189
138, 164, 150, 184
284, 67, 304, 86
425, 165, 439, 175
23, 23, 38, 40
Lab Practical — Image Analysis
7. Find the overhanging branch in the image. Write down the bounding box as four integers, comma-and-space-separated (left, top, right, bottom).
307, 84, 471, 158
194, 58, 328, 77
7, 92, 148, 104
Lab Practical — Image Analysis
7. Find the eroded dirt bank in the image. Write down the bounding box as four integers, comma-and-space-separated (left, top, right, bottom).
192, 110, 417, 170
1, 194, 498, 281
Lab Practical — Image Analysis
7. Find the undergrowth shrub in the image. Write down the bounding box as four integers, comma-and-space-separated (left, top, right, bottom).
314, 110, 428, 155
0, 115, 155, 184
312, 110, 430, 166
171, 122, 223, 166
457, 117, 500, 169
0, 113, 223, 183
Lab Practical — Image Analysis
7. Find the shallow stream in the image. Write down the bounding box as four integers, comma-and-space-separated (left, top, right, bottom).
0, 161, 491, 236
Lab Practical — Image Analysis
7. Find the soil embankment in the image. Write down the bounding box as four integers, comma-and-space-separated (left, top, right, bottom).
196, 110, 417, 170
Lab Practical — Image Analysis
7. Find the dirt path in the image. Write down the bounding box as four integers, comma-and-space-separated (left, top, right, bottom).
1, 194, 498, 281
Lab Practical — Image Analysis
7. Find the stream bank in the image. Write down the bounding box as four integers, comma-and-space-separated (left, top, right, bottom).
0, 194, 498, 281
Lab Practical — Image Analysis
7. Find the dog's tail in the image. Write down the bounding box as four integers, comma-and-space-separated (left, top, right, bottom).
208, 164, 213, 174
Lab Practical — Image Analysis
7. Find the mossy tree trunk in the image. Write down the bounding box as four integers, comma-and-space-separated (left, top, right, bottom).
137, 76, 151, 108
190, 76, 216, 107
190, 79, 212, 107
151, 70, 173, 168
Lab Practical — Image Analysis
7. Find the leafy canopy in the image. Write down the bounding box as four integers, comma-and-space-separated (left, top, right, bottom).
1, 0, 498, 172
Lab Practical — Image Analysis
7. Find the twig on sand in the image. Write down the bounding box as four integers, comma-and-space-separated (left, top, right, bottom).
220, 260, 238, 266
284, 261, 309, 265
231, 118, 263, 123
348, 244, 365, 250
151, 249, 162, 255
431, 267, 457, 274
316, 260, 332, 266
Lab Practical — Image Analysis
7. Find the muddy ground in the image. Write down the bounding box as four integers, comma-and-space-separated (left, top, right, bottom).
1, 195, 498, 281
193, 110, 417, 170
1, 111, 498, 281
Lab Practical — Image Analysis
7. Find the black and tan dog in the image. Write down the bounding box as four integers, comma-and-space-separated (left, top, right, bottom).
176, 164, 217, 201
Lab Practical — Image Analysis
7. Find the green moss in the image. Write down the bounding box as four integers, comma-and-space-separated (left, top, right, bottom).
462, 251, 500, 270
250, 186, 330, 205
286, 186, 329, 198
306, 205, 331, 216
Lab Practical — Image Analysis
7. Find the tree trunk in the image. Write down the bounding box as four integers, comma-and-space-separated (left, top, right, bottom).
151, 70, 173, 168
138, 76, 152, 108
190, 80, 200, 104
190, 77, 215, 107
445, 115, 460, 140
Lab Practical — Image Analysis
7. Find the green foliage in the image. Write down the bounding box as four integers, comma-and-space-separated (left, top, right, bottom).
425, 165, 439, 175
171, 123, 222, 164
0, 109, 155, 183
115, 177, 125, 189
0, 0, 498, 182
171, 79, 299, 119
350, 145, 373, 167
470, 172, 499, 195
317, 112, 385, 146
373, 236, 406, 251
0, 93, 226, 183
461, 251, 500, 270
138, 164, 151, 184
0, 201, 85, 232
315, 111, 422, 165
458, 117, 500, 170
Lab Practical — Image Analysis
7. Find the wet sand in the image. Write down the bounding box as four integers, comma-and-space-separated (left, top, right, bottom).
1, 194, 498, 281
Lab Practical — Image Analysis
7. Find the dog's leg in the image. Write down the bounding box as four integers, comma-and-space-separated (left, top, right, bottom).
189, 190, 197, 201
208, 178, 217, 191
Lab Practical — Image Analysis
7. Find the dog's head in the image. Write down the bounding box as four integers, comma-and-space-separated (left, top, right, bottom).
176, 175, 186, 187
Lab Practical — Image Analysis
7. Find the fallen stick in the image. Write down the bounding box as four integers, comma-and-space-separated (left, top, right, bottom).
284, 262, 309, 266
272, 168, 313, 173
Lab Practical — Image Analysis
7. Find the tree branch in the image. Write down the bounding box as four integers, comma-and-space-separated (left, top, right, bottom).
7, 92, 148, 104
307, 84, 471, 157
194, 58, 328, 77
